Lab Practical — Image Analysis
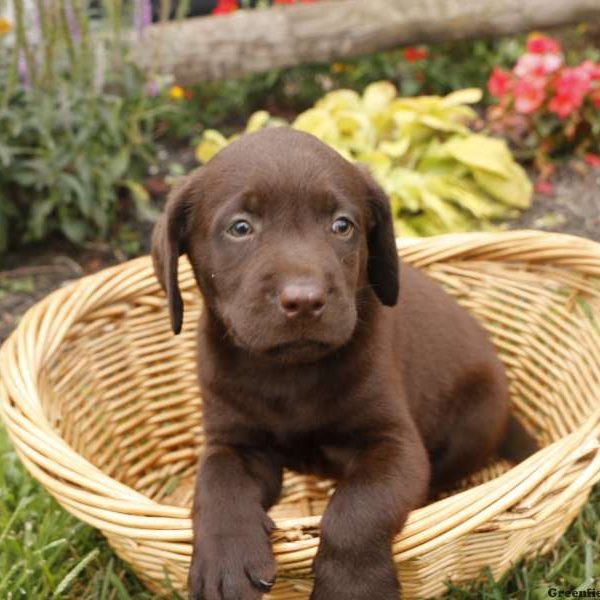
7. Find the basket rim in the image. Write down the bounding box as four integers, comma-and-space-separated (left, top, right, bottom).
1, 230, 600, 558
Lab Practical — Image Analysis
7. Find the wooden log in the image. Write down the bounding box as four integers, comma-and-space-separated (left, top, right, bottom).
132, 0, 600, 84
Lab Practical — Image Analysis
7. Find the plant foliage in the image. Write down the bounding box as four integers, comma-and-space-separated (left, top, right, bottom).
0, 1, 163, 256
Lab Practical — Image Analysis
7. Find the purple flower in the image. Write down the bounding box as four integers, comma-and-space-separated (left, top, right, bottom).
144, 79, 161, 97
135, 0, 153, 34
18, 52, 30, 88
65, 1, 81, 41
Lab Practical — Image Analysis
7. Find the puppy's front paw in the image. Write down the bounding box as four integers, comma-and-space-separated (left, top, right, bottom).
188, 514, 276, 600
311, 547, 400, 600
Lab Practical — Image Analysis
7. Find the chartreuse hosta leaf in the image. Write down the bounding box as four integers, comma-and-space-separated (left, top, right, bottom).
245, 110, 271, 133
195, 130, 228, 164
316, 89, 362, 114
445, 135, 532, 208
195, 81, 532, 236
441, 88, 483, 106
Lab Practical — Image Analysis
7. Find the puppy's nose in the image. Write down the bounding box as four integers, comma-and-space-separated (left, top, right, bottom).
278, 280, 326, 318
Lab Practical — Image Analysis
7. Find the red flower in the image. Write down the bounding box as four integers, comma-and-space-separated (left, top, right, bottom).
584, 153, 600, 168
513, 78, 545, 114
487, 67, 512, 99
548, 93, 579, 118
213, 0, 237, 14
403, 47, 428, 63
526, 33, 561, 55
548, 66, 591, 118
534, 180, 554, 196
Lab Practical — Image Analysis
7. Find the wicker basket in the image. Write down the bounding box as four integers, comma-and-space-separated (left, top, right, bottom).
1, 230, 599, 599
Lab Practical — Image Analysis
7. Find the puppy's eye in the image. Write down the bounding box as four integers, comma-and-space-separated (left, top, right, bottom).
227, 219, 254, 238
331, 217, 354, 237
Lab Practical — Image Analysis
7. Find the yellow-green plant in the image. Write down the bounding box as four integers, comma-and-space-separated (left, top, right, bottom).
196, 82, 532, 236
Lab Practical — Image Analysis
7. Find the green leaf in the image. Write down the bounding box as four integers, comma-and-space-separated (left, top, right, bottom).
419, 114, 469, 134
362, 81, 397, 112
378, 137, 410, 159
419, 188, 470, 230
472, 164, 532, 209
107, 148, 130, 181
61, 173, 92, 217
445, 134, 520, 178
121, 179, 159, 222
60, 218, 88, 244
440, 88, 483, 106
0, 144, 12, 167
245, 110, 271, 133
195, 129, 229, 164
28, 198, 56, 240
429, 176, 509, 219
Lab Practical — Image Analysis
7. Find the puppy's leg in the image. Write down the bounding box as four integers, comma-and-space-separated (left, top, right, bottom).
188, 444, 283, 600
428, 369, 509, 496
498, 413, 539, 462
311, 428, 429, 600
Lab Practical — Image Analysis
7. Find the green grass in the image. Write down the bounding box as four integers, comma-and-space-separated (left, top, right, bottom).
0, 423, 161, 599
0, 421, 598, 599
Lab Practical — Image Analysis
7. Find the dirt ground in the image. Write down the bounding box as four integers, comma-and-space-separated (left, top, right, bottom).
511, 166, 600, 241
0, 165, 598, 345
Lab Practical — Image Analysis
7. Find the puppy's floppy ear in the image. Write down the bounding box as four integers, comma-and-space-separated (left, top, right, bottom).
151, 176, 195, 335
359, 166, 399, 306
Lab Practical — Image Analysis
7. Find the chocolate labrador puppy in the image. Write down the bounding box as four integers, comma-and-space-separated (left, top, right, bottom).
151, 127, 537, 600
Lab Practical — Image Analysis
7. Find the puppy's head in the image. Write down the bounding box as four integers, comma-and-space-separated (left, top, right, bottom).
152, 128, 398, 363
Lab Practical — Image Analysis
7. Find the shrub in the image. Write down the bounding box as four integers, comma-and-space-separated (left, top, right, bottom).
0, 1, 165, 255
0, 80, 164, 252
196, 83, 532, 236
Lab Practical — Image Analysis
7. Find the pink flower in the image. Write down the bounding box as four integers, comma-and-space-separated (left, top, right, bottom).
514, 53, 562, 78
584, 154, 600, 168
580, 60, 600, 81
513, 78, 546, 114
488, 67, 512, 99
554, 66, 591, 97
135, 0, 152, 33
534, 180, 554, 196
526, 34, 561, 55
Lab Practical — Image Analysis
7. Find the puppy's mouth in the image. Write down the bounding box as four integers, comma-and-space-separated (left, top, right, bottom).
254, 338, 336, 364
266, 339, 331, 356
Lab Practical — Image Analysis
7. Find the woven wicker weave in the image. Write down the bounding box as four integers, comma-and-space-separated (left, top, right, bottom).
1, 230, 599, 599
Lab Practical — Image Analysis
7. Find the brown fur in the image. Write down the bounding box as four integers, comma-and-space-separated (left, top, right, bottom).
151, 128, 538, 600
